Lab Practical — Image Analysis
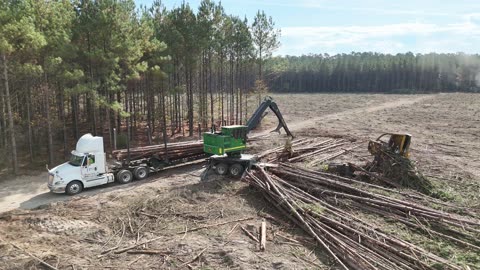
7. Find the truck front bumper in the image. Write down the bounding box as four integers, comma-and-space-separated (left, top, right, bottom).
48, 184, 66, 193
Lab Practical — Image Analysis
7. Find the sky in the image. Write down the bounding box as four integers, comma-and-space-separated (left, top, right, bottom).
135, 0, 480, 56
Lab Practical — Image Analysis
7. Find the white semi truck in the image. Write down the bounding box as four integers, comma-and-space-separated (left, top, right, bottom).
48, 133, 203, 195
48, 134, 138, 195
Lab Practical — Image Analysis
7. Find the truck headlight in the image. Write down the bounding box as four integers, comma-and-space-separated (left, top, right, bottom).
48, 174, 54, 185
54, 180, 64, 186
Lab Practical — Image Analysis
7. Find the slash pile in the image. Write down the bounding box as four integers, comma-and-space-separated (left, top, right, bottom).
112, 141, 204, 161
246, 136, 480, 270
246, 164, 480, 270
259, 138, 361, 165
367, 146, 434, 194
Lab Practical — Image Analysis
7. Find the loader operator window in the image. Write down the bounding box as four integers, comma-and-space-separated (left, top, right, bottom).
232, 129, 239, 139
232, 129, 247, 140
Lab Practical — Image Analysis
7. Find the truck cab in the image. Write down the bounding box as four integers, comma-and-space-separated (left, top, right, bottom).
48, 134, 114, 195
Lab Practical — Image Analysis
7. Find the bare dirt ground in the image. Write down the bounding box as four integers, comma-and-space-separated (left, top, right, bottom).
272, 93, 480, 207
0, 93, 479, 269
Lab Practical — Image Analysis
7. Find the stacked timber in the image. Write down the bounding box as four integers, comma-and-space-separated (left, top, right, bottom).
111, 141, 204, 161
258, 137, 361, 164
247, 137, 480, 269
246, 164, 480, 270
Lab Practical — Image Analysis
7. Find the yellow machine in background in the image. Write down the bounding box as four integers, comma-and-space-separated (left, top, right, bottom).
368, 133, 411, 158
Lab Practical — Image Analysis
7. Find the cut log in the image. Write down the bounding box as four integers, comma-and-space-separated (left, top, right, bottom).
111, 140, 205, 161
260, 220, 267, 251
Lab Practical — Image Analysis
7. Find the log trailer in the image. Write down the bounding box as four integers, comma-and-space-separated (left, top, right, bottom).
48, 96, 291, 195
47, 134, 205, 195
201, 96, 293, 179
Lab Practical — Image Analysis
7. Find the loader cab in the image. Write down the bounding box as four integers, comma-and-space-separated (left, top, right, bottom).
203, 125, 248, 156
221, 125, 248, 142
372, 133, 411, 158
387, 134, 411, 157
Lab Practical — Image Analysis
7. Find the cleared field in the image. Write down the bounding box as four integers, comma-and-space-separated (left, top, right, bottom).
272, 93, 480, 206
0, 93, 479, 269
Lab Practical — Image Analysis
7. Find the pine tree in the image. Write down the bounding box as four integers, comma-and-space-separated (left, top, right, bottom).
251, 10, 280, 79
0, 0, 46, 174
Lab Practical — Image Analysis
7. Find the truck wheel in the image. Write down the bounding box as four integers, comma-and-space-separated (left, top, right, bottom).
215, 163, 228, 175
133, 166, 149, 180
229, 164, 244, 177
66, 181, 83, 195
117, 170, 133, 184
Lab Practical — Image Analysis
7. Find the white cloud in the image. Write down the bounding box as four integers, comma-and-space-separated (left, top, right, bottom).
277, 19, 480, 55
282, 23, 439, 39
253, 0, 467, 17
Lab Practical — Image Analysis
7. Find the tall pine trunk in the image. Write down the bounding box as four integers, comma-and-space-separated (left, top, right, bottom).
0, 72, 7, 148
188, 67, 194, 137
209, 52, 214, 127
220, 55, 224, 125
44, 70, 53, 166
60, 91, 68, 159
1, 54, 18, 175
26, 87, 34, 163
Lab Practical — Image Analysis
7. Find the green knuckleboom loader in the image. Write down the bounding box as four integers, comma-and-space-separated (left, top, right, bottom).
201, 96, 293, 180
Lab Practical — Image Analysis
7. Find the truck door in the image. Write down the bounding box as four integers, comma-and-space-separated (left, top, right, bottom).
81, 154, 104, 185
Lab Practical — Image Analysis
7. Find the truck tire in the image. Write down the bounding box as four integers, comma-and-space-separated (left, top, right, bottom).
66, 181, 83, 195
117, 170, 133, 184
133, 166, 149, 180
229, 164, 244, 178
215, 163, 228, 175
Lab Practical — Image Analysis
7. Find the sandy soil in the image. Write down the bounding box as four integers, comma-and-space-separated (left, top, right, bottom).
0, 92, 479, 269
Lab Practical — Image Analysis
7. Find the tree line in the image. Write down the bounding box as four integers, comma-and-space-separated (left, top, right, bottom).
0, 0, 280, 175
2, 1, 479, 176
265, 52, 480, 93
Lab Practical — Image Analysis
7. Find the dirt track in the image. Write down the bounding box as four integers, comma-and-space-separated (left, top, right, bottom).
0, 162, 206, 213
282, 94, 433, 131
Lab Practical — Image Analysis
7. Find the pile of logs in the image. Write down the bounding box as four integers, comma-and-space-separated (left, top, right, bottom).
246, 163, 480, 270
112, 141, 204, 161
259, 138, 361, 164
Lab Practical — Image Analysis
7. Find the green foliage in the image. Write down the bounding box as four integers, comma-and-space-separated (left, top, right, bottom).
298, 201, 325, 215
253, 79, 269, 98
61, 69, 84, 83
0, 0, 46, 55
430, 188, 455, 202
149, 65, 167, 80
372, 149, 435, 195
70, 0, 165, 118
251, 10, 280, 77
251, 10, 280, 58
265, 53, 480, 93
116, 133, 128, 149
64, 84, 92, 96
0, 0, 273, 171
14, 63, 43, 78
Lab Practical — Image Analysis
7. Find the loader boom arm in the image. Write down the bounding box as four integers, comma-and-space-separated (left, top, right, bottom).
246, 96, 294, 137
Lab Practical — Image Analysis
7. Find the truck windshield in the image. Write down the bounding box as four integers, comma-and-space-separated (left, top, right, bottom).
69, 154, 84, 167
